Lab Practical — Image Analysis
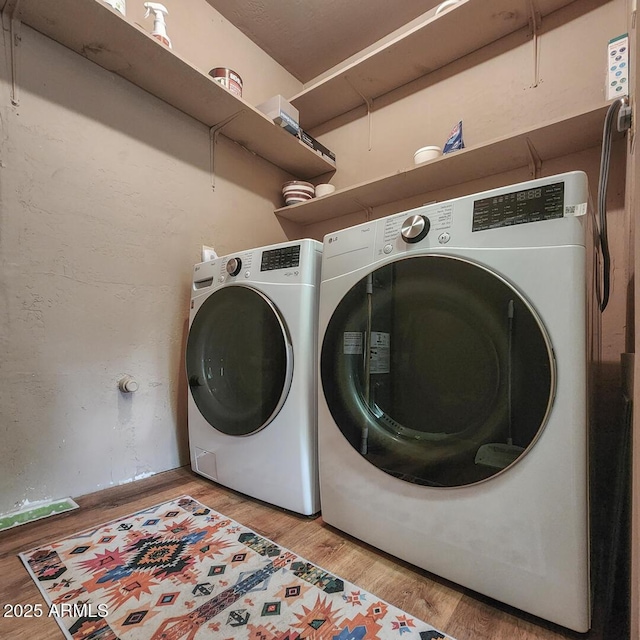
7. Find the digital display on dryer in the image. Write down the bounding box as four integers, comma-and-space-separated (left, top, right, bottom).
260, 244, 301, 271
472, 182, 565, 231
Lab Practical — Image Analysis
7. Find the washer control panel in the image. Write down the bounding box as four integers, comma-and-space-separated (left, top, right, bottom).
260, 244, 301, 271
220, 252, 253, 281
193, 239, 320, 292
226, 257, 242, 276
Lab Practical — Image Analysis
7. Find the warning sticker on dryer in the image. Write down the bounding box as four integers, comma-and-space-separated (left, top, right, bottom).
343, 332, 363, 354
369, 331, 390, 374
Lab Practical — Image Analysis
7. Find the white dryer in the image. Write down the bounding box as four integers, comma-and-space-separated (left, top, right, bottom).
187, 239, 322, 516
317, 172, 591, 631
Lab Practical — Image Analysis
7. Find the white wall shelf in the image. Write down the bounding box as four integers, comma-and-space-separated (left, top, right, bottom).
290, 0, 591, 130
1, 0, 335, 180
275, 104, 608, 226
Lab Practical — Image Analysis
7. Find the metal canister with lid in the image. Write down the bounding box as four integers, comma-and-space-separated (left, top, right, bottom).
208, 67, 243, 97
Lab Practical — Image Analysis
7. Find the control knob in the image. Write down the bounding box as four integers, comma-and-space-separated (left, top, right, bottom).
226, 257, 242, 276
401, 215, 430, 243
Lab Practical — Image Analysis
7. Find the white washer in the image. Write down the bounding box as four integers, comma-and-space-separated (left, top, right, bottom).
187, 239, 322, 516
317, 172, 591, 631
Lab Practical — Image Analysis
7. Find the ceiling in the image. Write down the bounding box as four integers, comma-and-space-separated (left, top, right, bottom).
205, 0, 441, 84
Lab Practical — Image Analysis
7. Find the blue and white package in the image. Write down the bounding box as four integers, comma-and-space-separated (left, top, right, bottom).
443, 120, 465, 153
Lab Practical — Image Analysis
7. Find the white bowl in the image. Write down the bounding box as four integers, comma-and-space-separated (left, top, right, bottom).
435, 0, 460, 16
414, 145, 442, 164
315, 183, 336, 197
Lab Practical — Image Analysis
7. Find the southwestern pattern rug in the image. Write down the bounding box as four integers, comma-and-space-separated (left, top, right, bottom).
19, 495, 456, 640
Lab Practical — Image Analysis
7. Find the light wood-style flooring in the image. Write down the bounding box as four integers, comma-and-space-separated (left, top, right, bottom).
0, 466, 624, 639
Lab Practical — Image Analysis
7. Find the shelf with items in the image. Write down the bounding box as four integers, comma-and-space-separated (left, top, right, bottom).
290, 0, 588, 130
1, 0, 335, 180
275, 104, 608, 226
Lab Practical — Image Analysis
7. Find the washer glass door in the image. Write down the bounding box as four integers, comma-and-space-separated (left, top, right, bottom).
321, 255, 555, 487
187, 285, 292, 436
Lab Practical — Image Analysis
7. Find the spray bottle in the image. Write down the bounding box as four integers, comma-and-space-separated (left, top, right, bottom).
143, 2, 172, 49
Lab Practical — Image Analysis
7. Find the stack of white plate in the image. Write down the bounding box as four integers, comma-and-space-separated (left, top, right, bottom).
282, 181, 315, 206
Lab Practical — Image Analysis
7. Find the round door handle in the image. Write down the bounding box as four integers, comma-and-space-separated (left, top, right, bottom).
401, 215, 430, 243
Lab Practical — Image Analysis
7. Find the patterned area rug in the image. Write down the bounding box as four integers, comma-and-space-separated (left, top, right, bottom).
20, 495, 456, 640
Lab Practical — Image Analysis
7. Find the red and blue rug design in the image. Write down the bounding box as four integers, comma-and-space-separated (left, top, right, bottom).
20, 495, 456, 640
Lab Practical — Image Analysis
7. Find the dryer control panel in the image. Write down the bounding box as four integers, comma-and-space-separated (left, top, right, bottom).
374, 202, 454, 257
321, 172, 588, 282
472, 181, 569, 232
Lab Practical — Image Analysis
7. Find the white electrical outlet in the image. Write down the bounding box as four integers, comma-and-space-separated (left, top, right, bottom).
607, 33, 629, 100
201, 245, 218, 262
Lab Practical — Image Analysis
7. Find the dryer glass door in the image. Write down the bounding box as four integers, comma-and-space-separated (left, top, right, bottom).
321, 255, 555, 487
187, 285, 293, 436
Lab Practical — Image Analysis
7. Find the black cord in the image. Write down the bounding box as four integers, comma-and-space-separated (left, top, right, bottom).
597, 97, 628, 312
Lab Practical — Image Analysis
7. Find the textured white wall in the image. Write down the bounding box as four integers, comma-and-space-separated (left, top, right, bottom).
0, 24, 292, 515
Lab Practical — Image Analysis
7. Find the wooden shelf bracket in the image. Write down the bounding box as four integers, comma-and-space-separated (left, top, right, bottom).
353, 198, 374, 221
527, 0, 542, 88
2, 0, 22, 106
209, 110, 245, 191
346, 75, 374, 151
525, 137, 542, 178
